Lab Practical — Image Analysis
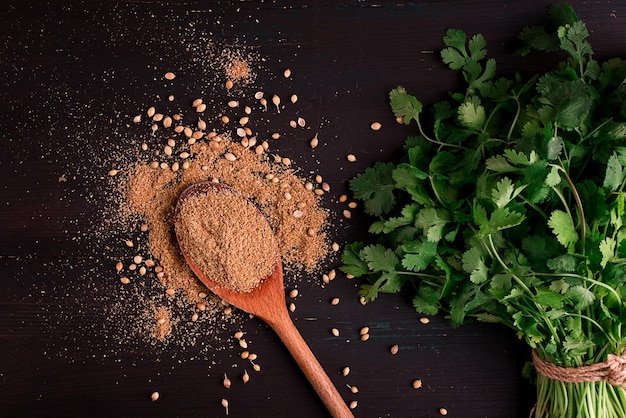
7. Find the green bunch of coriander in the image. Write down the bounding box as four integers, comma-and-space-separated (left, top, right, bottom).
341, 4, 626, 417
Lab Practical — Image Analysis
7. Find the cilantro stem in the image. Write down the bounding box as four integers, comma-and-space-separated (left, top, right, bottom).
551, 164, 587, 247
506, 96, 521, 141
415, 117, 467, 151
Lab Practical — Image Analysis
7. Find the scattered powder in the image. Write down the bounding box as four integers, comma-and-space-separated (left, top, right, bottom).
111, 75, 330, 342
220, 47, 256, 86
175, 185, 278, 293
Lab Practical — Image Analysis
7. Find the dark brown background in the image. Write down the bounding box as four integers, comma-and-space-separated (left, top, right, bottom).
1, 1, 624, 417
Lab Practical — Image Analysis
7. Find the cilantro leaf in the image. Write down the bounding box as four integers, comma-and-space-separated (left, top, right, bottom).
402, 237, 439, 268
462, 247, 489, 284
458, 100, 486, 130
349, 162, 396, 216
566, 285, 595, 310
339, 242, 370, 277
361, 244, 399, 273
548, 210, 579, 250
603, 153, 624, 191
390, 86, 423, 125
415, 208, 449, 242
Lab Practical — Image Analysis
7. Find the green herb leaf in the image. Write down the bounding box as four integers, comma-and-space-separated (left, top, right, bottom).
547, 210, 578, 250
390, 86, 423, 125
349, 162, 396, 216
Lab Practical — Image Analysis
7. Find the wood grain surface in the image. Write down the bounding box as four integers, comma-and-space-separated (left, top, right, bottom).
1, 1, 624, 417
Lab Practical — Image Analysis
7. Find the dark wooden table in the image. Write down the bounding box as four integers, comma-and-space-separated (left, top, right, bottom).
1, 1, 624, 417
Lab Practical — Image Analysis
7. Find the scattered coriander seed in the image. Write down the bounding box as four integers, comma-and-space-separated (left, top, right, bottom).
439, 407, 448, 416
260, 97, 268, 111
342, 366, 350, 376
310, 133, 319, 148
234, 331, 244, 339
240, 351, 249, 359
331, 328, 340, 337
254, 91, 264, 100
349, 385, 359, 394
289, 289, 299, 298
239, 339, 248, 349
223, 374, 231, 389
359, 296, 366, 305
349, 400, 358, 410
272, 95, 281, 112
343, 209, 352, 219
331, 297, 340, 305
288, 302, 296, 312
297, 117, 305, 127
221, 398, 229, 415
147, 106, 156, 117
196, 103, 207, 112
164, 72, 176, 80
360, 333, 370, 342
151, 391, 159, 401
420, 317, 430, 324
370, 121, 382, 130
225, 79, 234, 90
120, 277, 130, 285
227, 100, 239, 108
115, 261, 123, 272
242, 370, 250, 383
347, 154, 357, 162
192, 98, 203, 107
290, 94, 298, 104
271, 132, 281, 139
289, 120, 297, 128
139, 266, 147, 275
338, 194, 348, 203
108, 169, 118, 176
412, 379, 423, 389
252, 363, 261, 372
390, 344, 399, 355
191, 312, 199, 321
359, 327, 369, 335
328, 269, 336, 280
332, 242, 340, 252
283, 68, 291, 78
133, 115, 141, 123
224, 152, 237, 162
348, 201, 358, 209
322, 274, 330, 284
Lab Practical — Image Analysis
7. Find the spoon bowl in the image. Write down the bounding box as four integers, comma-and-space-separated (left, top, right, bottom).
175, 181, 354, 418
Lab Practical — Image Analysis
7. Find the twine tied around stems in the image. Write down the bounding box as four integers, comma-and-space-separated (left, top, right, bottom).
532, 350, 626, 387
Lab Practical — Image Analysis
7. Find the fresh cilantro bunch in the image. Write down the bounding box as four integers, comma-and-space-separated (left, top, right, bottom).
342, 4, 626, 401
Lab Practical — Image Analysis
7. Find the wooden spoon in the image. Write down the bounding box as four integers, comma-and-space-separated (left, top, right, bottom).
174, 181, 354, 418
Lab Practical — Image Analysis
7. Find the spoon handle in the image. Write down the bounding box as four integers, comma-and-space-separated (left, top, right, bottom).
269, 311, 354, 418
